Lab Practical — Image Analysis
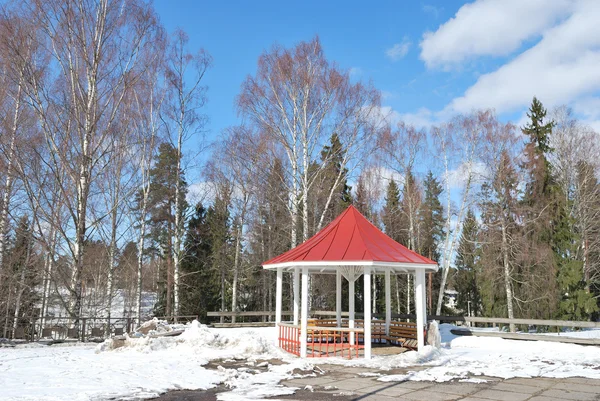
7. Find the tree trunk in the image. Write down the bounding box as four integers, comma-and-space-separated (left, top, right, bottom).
501, 219, 516, 332
220, 270, 226, 324
0, 76, 23, 278
136, 204, 147, 326
173, 123, 184, 321
106, 199, 119, 336
231, 203, 247, 324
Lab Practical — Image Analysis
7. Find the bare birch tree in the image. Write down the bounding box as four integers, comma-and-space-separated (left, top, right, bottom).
433, 112, 487, 315
17, 0, 162, 324
238, 36, 382, 246
162, 29, 211, 318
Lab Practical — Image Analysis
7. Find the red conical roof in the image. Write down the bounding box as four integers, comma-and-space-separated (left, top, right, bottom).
263, 205, 437, 268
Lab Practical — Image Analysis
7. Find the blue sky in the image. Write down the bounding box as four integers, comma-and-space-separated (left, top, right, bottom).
154, 0, 600, 153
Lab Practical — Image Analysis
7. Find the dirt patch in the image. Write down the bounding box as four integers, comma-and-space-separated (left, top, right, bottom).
147, 387, 224, 401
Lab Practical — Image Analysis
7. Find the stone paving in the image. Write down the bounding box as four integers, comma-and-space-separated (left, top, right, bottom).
279, 364, 600, 401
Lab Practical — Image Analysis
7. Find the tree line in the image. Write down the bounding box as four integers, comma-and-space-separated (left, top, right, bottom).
0, 1, 598, 338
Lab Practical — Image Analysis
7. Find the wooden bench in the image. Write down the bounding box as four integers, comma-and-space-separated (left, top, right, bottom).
307, 319, 344, 342
383, 322, 418, 349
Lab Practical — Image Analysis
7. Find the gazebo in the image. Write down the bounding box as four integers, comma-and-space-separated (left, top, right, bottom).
262, 205, 438, 359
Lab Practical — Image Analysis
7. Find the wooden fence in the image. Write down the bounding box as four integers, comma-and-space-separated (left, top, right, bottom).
207, 310, 600, 344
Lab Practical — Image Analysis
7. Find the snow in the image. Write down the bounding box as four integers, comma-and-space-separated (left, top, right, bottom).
2, 321, 600, 401
0, 322, 310, 401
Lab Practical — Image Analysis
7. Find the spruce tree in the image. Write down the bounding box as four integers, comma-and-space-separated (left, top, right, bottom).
520, 97, 560, 319
420, 171, 444, 261
208, 188, 233, 320
453, 209, 480, 316
419, 171, 444, 312
180, 203, 221, 321
382, 180, 401, 241
320, 133, 352, 216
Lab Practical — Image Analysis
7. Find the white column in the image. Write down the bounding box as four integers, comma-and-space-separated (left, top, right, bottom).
415, 269, 425, 351
363, 266, 372, 359
422, 270, 427, 328
300, 266, 309, 358
275, 267, 282, 325
349, 273, 355, 345
336, 270, 342, 327
293, 267, 300, 325
385, 269, 391, 336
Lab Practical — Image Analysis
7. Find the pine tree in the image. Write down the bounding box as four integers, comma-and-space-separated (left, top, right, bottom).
453, 210, 480, 316
147, 142, 188, 316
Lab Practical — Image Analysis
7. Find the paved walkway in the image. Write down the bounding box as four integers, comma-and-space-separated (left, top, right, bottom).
280, 365, 600, 401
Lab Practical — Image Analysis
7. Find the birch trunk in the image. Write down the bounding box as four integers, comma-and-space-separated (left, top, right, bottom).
501, 218, 516, 332
220, 270, 226, 324
106, 196, 119, 336
0, 75, 23, 278
436, 141, 475, 316
136, 209, 147, 325
231, 195, 248, 324
173, 127, 183, 321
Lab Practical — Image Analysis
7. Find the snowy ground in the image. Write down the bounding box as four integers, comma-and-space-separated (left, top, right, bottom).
1, 322, 600, 401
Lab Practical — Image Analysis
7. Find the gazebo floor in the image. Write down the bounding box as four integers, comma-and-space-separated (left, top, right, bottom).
305, 343, 410, 358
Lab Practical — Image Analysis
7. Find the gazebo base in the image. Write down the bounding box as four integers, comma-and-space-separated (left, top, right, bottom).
278, 320, 418, 359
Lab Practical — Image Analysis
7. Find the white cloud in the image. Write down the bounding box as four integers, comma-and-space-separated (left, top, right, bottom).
573, 96, 600, 121
349, 67, 362, 77
422, 4, 442, 19
420, 0, 572, 69
187, 182, 215, 205
386, 37, 411, 61
397, 107, 438, 129
447, 161, 488, 189
357, 166, 403, 203
444, 0, 600, 115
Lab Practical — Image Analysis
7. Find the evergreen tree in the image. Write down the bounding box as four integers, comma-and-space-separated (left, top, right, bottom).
520, 97, 560, 319
319, 133, 352, 219
353, 174, 371, 219
7, 216, 39, 334
208, 187, 233, 320
382, 180, 401, 241
419, 171, 444, 313
420, 171, 444, 261
398, 170, 421, 249
453, 210, 480, 316
146, 142, 188, 316
575, 161, 600, 310
180, 203, 221, 321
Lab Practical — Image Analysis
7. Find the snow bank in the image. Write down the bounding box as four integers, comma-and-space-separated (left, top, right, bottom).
0, 322, 312, 401
96, 320, 282, 359
3, 321, 600, 401
375, 324, 600, 383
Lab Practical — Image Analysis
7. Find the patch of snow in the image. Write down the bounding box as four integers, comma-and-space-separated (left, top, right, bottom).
3, 321, 600, 400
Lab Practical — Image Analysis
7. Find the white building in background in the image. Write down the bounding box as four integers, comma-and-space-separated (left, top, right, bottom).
444, 289, 459, 311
